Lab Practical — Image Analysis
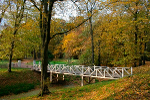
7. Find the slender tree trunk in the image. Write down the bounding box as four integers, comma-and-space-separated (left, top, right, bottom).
8, 29, 17, 72
133, 9, 138, 67
0, 18, 2, 24
89, 14, 94, 65
124, 49, 127, 67
133, 27, 138, 67
143, 43, 146, 65
143, 8, 149, 65
33, 49, 37, 60
97, 40, 101, 66
8, 41, 14, 72
139, 35, 142, 66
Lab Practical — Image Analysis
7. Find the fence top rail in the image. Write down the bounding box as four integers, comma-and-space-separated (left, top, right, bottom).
33, 64, 132, 79
110, 67, 131, 69
34, 64, 131, 69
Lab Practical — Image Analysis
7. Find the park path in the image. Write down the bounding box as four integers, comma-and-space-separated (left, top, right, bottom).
12, 59, 33, 69
0, 85, 74, 100
13, 63, 33, 69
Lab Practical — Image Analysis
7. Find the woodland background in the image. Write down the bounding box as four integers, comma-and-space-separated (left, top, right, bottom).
0, 0, 150, 67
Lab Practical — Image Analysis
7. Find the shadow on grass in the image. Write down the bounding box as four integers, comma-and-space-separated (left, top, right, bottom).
0, 83, 36, 96
0, 68, 40, 97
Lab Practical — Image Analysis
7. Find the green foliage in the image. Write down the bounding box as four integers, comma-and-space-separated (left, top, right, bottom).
50, 61, 66, 65
0, 68, 40, 96
79, 49, 92, 65
0, 60, 8, 67
48, 50, 54, 61
23, 64, 150, 100
0, 83, 35, 96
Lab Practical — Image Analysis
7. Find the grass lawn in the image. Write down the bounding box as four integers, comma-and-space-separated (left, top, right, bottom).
0, 60, 9, 67
27, 59, 79, 65
0, 68, 40, 97
22, 63, 150, 100
0, 59, 79, 66
1, 60, 150, 99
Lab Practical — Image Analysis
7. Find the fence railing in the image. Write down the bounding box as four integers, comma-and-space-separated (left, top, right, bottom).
33, 64, 132, 79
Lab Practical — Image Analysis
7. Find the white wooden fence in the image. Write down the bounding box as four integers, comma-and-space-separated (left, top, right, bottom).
33, 64, 132, 79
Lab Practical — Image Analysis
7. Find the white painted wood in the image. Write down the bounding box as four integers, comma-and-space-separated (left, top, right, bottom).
81, 75, 83, 86
131, 67, 132, 75
33, 63, 132, 80
122, 68, 124, 77
18, 60, 21, 67
63, 75, 64, 80
104, 69, 106, 78
57, 74, 58, 82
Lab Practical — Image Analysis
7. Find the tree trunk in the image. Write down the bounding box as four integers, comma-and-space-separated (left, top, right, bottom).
124, 49, 127, 67
97, 40, 101, 66
139, 56, 142, 66
89, 13, 94, 65
33, 49, 37, 60
39, 0, 54, 96
8, 0, 26, 72
139, 35, 142, 66
133, 28, 137, 67
8, 29, 17, 72
40, 42, 49, 96
8, 41, 14, 72
143, 43, 146, 65
133, 9, 138, 67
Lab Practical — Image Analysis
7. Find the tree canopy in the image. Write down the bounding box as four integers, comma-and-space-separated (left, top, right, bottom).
0, 0, 149, 96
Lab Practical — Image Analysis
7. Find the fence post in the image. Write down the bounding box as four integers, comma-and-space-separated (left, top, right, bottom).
96, 69, 97, 77
18, 60, 21, 67
33, 60, 36, 65
33, 60, 36, 70
104, 69, 106, 77
57, 74, 59, 82
63, 74, 64, 81
122, 68, 124, 77
81, 66, 84, 86
113, 69, 114, 78
38, 61, 41, 70
131, 67, 132, 75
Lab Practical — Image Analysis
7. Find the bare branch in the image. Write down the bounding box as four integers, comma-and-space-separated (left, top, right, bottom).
51, 1, 119, 39
51, 15, 92, 39
70, 0, 81, 14
30, 0, 40, 11
0, 1, 10, 23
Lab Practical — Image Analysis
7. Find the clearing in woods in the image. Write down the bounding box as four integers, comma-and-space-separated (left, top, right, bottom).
2, 61, 150, 100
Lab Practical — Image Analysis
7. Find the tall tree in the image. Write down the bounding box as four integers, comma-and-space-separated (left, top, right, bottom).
31, 0, 93, 95
121, 0, 150, 66
6, 0, 26, 72
87, 0, 96, 65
